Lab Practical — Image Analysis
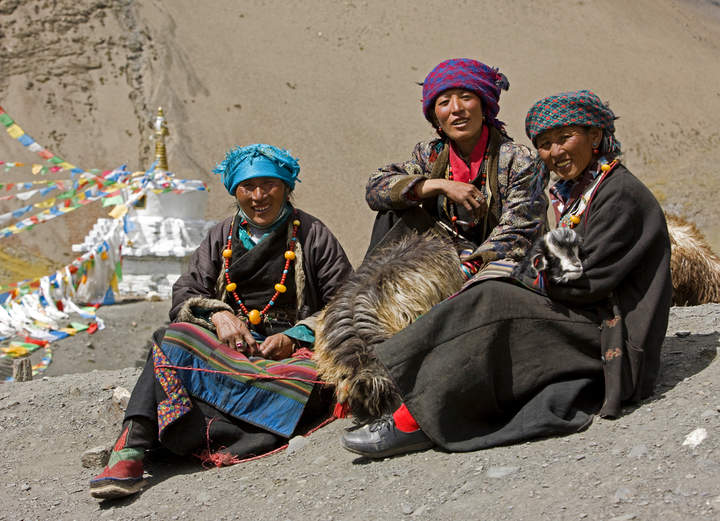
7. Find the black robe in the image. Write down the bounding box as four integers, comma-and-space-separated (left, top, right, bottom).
375, 164, 672, 451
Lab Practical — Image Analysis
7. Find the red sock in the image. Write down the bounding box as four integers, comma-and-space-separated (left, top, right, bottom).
393, 403, 420, 433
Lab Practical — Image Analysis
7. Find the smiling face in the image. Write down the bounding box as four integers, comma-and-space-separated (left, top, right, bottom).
535, 126, 603, 181
234, 177, 288, 226
433, 88, 485, 155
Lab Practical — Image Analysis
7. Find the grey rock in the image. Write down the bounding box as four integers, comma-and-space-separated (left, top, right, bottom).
613, 487, 634, 503
80, 445, 110, 468
629, 444, 648, 458
609, 515, 637, 521
287, 436, 309, 453
675, 331, 691, 337
112, 387, 130, 409
401, 503, 414, 515
486, 466, 519, 478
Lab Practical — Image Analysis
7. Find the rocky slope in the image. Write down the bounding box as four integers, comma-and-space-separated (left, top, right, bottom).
0, 302, 718, 520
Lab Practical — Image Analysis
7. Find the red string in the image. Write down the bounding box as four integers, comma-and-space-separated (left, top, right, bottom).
194, 414, 338, 468
154, 363, 331, 386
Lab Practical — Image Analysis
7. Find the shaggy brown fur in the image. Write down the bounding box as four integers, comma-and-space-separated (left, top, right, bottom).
313, 231, 464, 421
666, 212, 720, 305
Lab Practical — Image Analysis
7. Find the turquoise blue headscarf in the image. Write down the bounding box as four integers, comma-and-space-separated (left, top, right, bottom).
213, 144, 301, 195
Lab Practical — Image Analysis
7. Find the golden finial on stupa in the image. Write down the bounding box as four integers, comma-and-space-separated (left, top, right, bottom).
153, 107, 170, 171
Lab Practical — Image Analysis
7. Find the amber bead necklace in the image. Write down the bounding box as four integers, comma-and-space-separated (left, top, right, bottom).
222, 215, 300, 325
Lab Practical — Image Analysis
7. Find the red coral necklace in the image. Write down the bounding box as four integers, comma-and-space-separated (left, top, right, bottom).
222, 216, 300, 325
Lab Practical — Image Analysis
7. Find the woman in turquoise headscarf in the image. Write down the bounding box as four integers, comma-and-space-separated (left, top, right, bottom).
90, 144, 352, 500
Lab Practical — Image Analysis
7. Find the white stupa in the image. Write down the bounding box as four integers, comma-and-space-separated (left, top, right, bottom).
72, 108, 215, 299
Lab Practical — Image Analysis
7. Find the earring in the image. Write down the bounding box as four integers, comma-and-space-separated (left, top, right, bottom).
592, 143, 599, 155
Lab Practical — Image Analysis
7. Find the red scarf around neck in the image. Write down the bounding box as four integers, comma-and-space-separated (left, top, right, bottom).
448, 125, 489, 184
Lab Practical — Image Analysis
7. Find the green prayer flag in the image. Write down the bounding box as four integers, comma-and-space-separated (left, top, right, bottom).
101, 194, 124, 207
49, 156, 64, 165
0, 113, 13, 127
69, 322, 89, 332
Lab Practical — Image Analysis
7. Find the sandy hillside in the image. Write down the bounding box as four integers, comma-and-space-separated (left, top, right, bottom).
1, 2, 720, 518
1, 0, 720, 271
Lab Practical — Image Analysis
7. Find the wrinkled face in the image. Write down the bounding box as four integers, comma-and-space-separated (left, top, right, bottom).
535, 126, 602, 181
433, 88, 484, 150
235, 177, 288, 226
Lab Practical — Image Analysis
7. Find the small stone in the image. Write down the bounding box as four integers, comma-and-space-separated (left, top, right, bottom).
312, 455, 328, 465
287, 436, 309, 453
629, 444, 648, 458
112, 387, 131, 409
401, 503, 414, 515
609, 515, 637, 521
682, 428, 708, 448
613, 487, 634, 503
21, 483, 31, 491
81, 446, 110, 468
486, 466, 519, 478
675, 331, 691, 337
86, 342, 94, 349
700, 409, 718, 419
708, 495, 720, 511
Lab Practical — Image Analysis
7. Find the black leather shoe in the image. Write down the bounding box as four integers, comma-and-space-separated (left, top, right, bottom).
341, 415, 434, 458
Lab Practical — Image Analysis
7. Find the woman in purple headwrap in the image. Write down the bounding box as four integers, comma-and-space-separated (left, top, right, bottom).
342, 90, 670, 459
364, 58, 546, 271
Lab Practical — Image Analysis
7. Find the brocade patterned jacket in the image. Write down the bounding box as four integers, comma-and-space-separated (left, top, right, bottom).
365, 130, 547, 265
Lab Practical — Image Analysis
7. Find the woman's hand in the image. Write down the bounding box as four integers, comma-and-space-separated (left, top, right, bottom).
415, 179, 486, 215
211, 310, 258, 355
258, 333, 296, 360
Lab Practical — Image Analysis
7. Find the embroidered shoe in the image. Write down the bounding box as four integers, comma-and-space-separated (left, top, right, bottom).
89, 457, 147, 499
89, 421, 148, 499
341, 415, 434, 459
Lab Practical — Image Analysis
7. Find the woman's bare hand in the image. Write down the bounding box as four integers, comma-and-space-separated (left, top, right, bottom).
415, 178, 486, 215
211, 310, 258, 355
258, 333, 296, 360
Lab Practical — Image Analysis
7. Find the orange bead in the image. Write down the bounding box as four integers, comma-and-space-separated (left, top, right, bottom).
292, 219, 300, 227
248, 309, 262, 325
226, 282, 237, 292
100, 251, 108, 260
284, 250, 296, 261
222, 249, 233, 258
570, 215, 581, 224
274, 283, 287, 293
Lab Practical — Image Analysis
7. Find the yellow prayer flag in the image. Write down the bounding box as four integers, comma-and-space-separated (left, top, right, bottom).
108, 204, 128, 218
59, 162, 74, 170
34, 198, 56, 208
32, 164, 43, 175
6, 123, 24, 139
1, 346, 29, 357
59, 327, 78, 336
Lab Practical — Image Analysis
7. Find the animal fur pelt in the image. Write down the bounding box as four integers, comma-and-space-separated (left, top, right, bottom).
666, 212, 720, 305
313, 231, 464, 422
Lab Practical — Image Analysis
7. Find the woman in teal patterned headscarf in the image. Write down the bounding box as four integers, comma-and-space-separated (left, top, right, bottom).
90, 144, 352, 499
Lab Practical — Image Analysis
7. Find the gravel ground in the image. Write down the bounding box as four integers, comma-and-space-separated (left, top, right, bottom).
0, 302, 718, 521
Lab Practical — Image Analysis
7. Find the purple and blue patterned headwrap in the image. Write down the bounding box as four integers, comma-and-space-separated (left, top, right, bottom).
422, 58, 510, 131
212, 144, 301, 195
525, 89, 621, 155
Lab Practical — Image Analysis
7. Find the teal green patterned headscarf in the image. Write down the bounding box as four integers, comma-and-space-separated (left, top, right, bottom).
525, 90, 621, 157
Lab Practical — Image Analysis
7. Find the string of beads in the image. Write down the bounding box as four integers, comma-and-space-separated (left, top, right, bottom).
222, 216, 300, 325
559, 159, 618, 228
